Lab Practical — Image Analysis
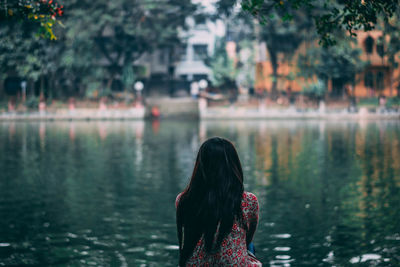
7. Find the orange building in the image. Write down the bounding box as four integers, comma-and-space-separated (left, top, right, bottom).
354, 30, 399, 97
255, 41, 311, 94
255, 30, 400, 98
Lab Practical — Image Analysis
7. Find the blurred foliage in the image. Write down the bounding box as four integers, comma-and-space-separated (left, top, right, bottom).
25, 96, 39, 109
0, 0, 63, 40
297, 36, 365, 99
2, 0, 400, 102
297, 36, 365, 85
64, 0, 198, 90
260, 2, 312, 97
216, 0, 369, 99
0, 0, 198, 99
357, 97, 379, 108
358, 97, 400, 108
216, 0, 312, 97
207, 1, 256, 91
0, 19, 63, 97
208, 38, 256, 91
302, 79, 325, 100
387, 97, 400, 107
236, 40, 255, 89
241, 0, 400, 46
378, 12, 400, 85
122, 64, 135, 92
208, 38, 238, 90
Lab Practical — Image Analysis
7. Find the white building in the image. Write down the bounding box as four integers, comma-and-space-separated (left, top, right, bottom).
135, 1, 225, 94
174, 17, 225, 82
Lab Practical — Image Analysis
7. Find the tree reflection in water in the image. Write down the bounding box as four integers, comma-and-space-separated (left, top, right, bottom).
0, 120, 399, 266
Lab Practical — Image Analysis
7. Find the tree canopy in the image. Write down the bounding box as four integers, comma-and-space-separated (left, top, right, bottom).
0, 0, 199, 98
2, 0, 400, 101
241, 0, 400, 46
0, 0, 63, 39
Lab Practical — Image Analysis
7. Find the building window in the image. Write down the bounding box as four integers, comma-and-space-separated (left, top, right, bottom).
193, 74, 208, 81
179, 45, 187, 61
364, 71, 374, 88
194, 16, 206, 25
177, 45, 187, 61
193, 44, 208, 61
376, 71, 385, 90
376, 36, 385, 58
363, 36, 374, 54
158, 50, 166, 65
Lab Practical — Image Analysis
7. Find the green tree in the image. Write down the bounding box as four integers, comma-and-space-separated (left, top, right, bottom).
241, 0, 400, 46
0, 19, 64, 99
259, 5, 311, 98
297, 36, 365, 99
64, 0, 198, 93
376, 11, 400, 96
0, 0, 63, 39
216, 0, 312, 97
214, 0, 256, 90
208, 38, 238, 90
236, 40, 255, 90
1, 0, 199, 99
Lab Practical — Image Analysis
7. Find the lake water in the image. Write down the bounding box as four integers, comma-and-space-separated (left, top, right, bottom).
0, 120, 399, 266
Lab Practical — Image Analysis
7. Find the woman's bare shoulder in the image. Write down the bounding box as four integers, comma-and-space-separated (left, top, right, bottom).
175, 192, 183, 208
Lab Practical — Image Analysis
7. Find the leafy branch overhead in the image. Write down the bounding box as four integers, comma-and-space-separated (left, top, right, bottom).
0, 0, 64, 40
241, 0, 400, 46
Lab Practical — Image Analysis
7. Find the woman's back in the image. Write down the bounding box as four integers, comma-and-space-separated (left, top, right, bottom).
176, 192, 261, 266
175, 137, 262, 266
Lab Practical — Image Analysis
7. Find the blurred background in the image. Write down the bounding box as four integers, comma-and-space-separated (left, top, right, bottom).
0, 0, 400, 266
1, 0, 400, 111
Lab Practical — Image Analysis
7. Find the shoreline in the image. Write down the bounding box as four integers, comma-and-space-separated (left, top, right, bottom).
200, 108, 400, 120
1, 107, 399, 121
1, 98, 399, 121
0, 108, 145, 121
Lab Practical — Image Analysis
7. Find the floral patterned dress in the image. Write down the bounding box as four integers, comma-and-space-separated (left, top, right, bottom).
176, 192, 262, 266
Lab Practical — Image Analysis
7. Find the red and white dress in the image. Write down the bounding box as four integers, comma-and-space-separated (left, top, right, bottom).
176, 192, 262, 266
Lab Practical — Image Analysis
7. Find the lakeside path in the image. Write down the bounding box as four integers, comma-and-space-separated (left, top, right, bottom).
200, 107, 400, 120
0, 108, 145, 121
1, 105, 400, 121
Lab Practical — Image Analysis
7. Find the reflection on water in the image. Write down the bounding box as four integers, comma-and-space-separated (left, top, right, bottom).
0, 120, 399, 266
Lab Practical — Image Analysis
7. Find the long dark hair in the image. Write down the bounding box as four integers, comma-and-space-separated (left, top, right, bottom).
176, 137, 246, 266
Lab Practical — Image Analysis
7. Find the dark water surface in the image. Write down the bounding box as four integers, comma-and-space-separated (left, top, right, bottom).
0, 120, 399, 266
